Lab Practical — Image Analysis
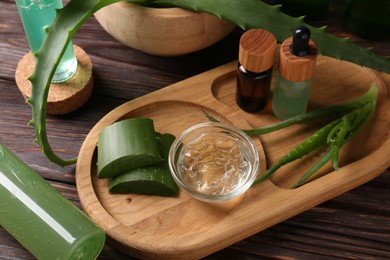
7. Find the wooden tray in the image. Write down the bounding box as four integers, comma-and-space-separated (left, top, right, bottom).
76, 56, 390, 259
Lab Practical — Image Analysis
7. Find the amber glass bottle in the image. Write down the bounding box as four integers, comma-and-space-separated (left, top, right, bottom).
236, 29, 277, 113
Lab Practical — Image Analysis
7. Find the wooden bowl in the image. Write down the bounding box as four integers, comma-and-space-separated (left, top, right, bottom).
94, 2, 236, 56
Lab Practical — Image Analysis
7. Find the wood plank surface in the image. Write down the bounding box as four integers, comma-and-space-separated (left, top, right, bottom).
0, 0, 389, 259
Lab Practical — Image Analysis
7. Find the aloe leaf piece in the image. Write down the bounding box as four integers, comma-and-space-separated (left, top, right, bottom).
109, 133, 179, 197
97, 118, 162, 179
29, 0, 389, 166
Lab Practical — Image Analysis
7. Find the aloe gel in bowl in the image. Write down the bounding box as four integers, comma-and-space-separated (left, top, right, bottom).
0, 143, 105, 259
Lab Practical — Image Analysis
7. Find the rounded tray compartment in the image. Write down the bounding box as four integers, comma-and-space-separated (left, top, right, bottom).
76, 57, 390, 259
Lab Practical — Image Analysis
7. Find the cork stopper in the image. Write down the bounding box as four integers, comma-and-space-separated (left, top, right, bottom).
239, 29, 277, 73
15, 45, 93, 115
279, 29, 318, 82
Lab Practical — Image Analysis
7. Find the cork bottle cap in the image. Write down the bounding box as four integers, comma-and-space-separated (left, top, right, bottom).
239, 29, 277, 73
279, 27, 318, 82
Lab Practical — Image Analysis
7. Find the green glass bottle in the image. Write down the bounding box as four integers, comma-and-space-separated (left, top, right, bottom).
272, 26, 318, 120
15, 0, 78, 82
0, 143, 105, 259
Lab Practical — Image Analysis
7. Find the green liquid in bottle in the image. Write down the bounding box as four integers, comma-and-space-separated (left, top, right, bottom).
0, 143, 105, 259
16, 0, 77, 82
272, 75, 312, 120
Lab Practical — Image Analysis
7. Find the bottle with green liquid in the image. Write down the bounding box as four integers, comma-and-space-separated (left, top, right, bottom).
272, 26, 318, 120
0, 143, 105, 259
15, 0, 77, 83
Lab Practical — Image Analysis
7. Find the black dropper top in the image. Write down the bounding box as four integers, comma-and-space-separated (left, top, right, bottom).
289, 25, 311, 57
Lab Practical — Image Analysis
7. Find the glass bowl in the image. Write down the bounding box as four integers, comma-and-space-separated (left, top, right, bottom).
168, 122, 260, 203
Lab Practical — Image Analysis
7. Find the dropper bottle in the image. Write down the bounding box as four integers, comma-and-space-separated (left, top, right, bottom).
272, 25, 318, 120
236, 29, 277, 113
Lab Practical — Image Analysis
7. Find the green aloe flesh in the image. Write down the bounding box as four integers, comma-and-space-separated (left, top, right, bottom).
109, 133, 179, 197
97, 118, 162, 179
28, 0, 390, 166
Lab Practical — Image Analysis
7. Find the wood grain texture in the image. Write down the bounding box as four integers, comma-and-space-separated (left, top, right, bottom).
239, 29, 277, 72
76, 58, 389, 259
0, 0, 389, 259
15, 45, 93, 115
279, 37, 318, 82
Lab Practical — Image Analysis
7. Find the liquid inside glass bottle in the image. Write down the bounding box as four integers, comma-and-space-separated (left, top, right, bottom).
272, 75, 312, 119
272, 26, 317, 120
235, 29, 277, 113
236, 64, 273, 112
0, 143, 105, 259
16, 0, 77, 83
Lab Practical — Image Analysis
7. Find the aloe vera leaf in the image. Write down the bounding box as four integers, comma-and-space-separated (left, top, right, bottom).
252, 119, 340, 185
327, 102, 373, 144
97, 118, 162, 179
291, 149, 332, 188
253, 96, 376, 186
155, 0, 390, 73
291, 100, 376, 188
328, 112, 354, 169
109, 133, 179, 197
327, 113, 354, 171
244, 84, 378, 136
27, 0, 124, 166
326, 116, 349, 170
292, 102, 375, 188
330, 102, 376, 170
204, 85, 377, 136
205, 85, 378, 140
329, 145, 341, 171
29, 0, 387, 166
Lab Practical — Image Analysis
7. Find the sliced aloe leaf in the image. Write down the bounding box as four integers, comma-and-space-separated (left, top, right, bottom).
97, 118, 162, 178
109, 133, 179, 197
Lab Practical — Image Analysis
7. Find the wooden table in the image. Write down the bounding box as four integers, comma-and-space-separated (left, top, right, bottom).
1, 0, 389, 259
